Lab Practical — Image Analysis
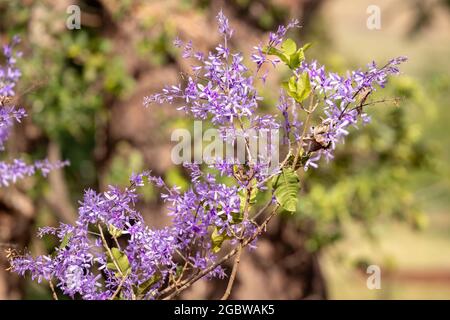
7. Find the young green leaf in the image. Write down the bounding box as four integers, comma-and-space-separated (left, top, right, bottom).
281, 38, 297, 56
301, 42, 312, 52
59, 232, 73, 250
106, 247, 131, 276
283, 74, 311, 102
288, 76, 297, 92
295, 72, 311, 102
211, 227, 230, 253
263, 46, 289, 65
137, 273, 161, 296
288, 51, 302, 69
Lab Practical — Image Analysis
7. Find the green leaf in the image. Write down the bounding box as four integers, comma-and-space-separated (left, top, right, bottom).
288, 76, 297, 92
137, 273, 161, 295
283, 74, 311, 102
288, 51, 302, 69
265, 39, 306, 69
263, 46, 289, 65
288, 45, 309, 70
211, 227, 229, 253
301, 42, 312, 52
106, 247, 131, 276
295, 72, 311, 102
59, 232, 73, 250
272, 168, 300, 212
281, 38, 297, 56
263, 46, 282, 56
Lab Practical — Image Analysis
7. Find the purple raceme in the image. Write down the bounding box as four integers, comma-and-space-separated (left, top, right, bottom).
0, 35, 22, 97
0, 158, 68, 187
9, 12, 406, 300
0, 36, 26, 150
297, 57, 407, 169
0, 37, 68, 185
144, 11, 265, 130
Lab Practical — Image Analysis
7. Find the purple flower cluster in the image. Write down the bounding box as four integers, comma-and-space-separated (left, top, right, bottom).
0, 37, 68, 186
0, 158, 69, 187
0, 37, 26, 149
10, 168, 249, 299
144, 12, 260, 127
277, 91, 302, 145
297, 57, 407, 169
0, 36, 22, 97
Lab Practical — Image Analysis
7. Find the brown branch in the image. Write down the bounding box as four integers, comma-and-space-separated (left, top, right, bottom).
110, 273, 128, 300
49, 280, 58, 300
220, 244, 243, 300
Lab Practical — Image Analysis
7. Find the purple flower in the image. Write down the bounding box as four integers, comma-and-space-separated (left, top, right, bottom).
217, 10, 233, 39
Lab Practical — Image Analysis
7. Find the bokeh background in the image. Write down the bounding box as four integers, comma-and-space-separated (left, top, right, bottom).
0, 0, 449, 299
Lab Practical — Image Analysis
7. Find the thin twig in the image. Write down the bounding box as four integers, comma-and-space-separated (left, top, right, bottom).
97, 224, 124, 278
251, 199, 274, 221
293, 98, 316, 169
49, 280, 58, 300
110, 273, 128, 300
175, 249, 195, 268
221, 244, 243, 300
220, 178, 254, 300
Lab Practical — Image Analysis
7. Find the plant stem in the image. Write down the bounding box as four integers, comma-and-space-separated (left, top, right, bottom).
110, 273, 128, 300
221, 243, 243, 300
49, 280, 58, 300
97, 224, 124, 278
